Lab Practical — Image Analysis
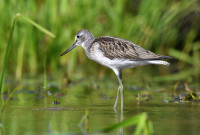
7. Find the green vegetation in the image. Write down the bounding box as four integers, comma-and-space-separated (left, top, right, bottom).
0, 0, 199, 87
102, 112, 154, 135
0, 1, 199, 134
0, 13, 55, 93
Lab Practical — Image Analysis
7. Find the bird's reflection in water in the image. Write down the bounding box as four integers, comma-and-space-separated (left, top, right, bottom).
114, 108, 124, 135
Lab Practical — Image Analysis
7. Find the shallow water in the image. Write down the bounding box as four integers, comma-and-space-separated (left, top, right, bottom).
1, 84, 200, 135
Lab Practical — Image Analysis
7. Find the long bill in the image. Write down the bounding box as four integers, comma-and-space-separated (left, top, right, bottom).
60, 43, 76, 56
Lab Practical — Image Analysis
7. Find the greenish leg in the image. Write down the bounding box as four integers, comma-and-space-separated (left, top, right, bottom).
113, 69, 123, 109
114, 86, 120, 109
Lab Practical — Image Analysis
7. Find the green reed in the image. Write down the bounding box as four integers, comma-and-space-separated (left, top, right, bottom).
0, 15, 17, 94
0, 13, 55, 93
0, 0, 199, 86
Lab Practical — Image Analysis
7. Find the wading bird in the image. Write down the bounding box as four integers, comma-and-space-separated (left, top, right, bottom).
61, 29, 172, 109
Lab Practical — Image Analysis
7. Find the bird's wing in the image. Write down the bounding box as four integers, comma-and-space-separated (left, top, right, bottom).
94, 36, 166, 61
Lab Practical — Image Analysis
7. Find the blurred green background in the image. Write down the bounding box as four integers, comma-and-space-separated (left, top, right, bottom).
0, 1, 200, 134
0, 0, 200, 87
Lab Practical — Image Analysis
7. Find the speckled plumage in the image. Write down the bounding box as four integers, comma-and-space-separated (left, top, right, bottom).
61, 29, 172, 110
93, 36, 171, 61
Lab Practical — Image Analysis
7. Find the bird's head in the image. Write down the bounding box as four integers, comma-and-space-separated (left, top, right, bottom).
60, 29, 94, 56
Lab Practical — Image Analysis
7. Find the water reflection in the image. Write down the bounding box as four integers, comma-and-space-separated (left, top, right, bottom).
1, 86, 200, 135
47, 106, 55, 134
114, 108, 124, 135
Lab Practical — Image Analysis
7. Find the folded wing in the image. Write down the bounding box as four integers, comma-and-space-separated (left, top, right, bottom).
94, 36, 171, 61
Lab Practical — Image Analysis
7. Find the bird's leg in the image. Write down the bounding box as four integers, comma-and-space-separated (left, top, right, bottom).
118, 70, 123, 109
114, 85, 120, 109
119, 83, 123, 109
113, 69, 123, 109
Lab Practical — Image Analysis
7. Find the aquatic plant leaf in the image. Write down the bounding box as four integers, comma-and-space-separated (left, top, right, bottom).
101, 112, 153, 135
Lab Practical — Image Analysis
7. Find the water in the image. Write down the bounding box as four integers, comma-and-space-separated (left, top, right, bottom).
0, 83, 200, 135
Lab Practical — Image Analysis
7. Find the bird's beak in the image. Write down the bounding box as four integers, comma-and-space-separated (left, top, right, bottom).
60, 42, 76, 56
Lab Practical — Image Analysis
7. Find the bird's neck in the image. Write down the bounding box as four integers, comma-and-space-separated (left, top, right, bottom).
82, 36, 95, 52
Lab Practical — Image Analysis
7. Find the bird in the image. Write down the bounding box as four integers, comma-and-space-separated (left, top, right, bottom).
60, 29, 172, 109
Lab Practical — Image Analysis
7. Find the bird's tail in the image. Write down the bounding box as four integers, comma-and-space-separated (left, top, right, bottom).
157, 55, 173, 60
148, 60, 170, 66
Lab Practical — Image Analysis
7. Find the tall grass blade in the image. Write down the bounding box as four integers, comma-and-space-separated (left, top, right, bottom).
0, 16, 17, 93
154, 68, 199, 82
0, 13, 55, 93
43, 56, 47, 89
19, 13, 56, 38
169, 49, 193, 65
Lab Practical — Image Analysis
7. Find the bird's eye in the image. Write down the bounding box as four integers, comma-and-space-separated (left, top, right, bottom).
77, 35, 80, 38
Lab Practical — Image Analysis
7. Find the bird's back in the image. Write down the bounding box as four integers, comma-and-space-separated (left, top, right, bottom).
92, 36, 171, 61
